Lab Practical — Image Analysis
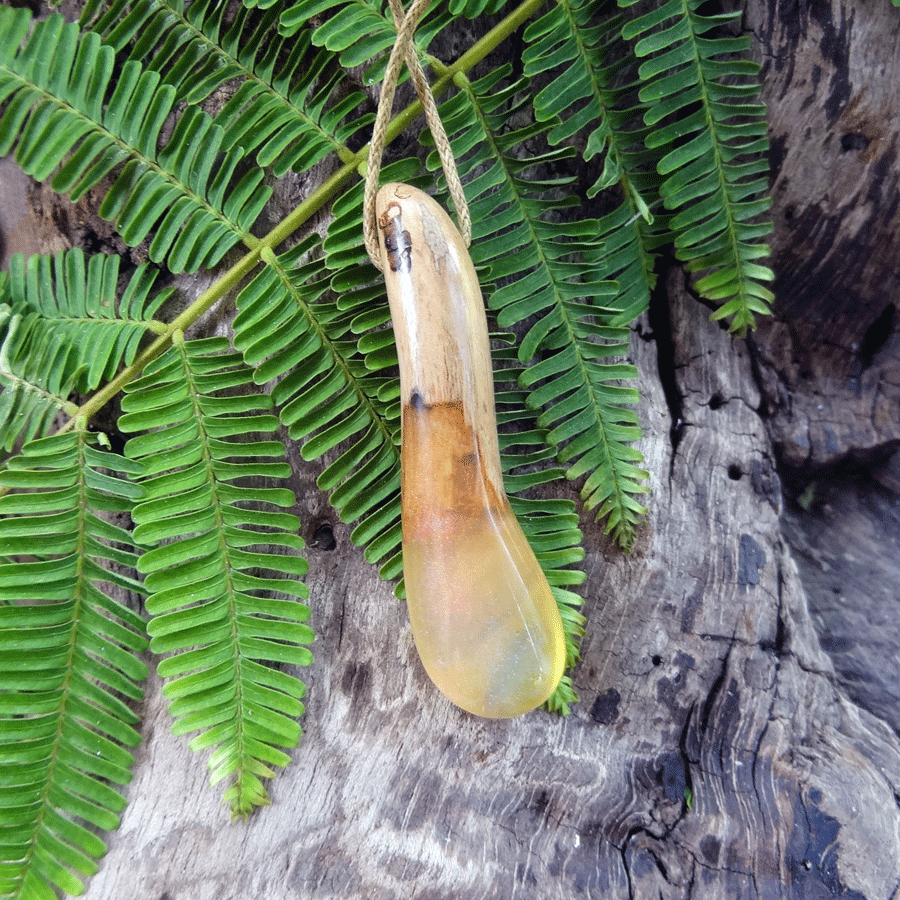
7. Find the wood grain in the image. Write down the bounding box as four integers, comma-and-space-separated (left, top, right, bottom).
78, 271, 900, 900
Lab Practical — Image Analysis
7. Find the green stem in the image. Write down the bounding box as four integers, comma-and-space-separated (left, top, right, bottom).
60, 0, 548, 433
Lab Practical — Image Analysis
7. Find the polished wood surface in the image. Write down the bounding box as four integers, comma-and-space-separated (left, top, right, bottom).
376, 182, 565, 717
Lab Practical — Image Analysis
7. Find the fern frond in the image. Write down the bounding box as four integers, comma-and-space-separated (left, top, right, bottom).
278, 0, 451, 79
493, 348, 586, 713
80, 0, 373, 175
118, 336, 313, 817
522, 0, 624, 198
234, 236, 405, 581
523, 0, 664, 325
429, 67, 649, 548
0, 8, 270, 273
620, 0, 774, 334
6, 249, 170, 392
0, 305, 81, 453
0, 426, 147, 900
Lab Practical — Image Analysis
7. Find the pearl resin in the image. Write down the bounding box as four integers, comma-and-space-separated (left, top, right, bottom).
375, 182, 565, 718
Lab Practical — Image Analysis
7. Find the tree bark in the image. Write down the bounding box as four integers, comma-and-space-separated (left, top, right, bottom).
2, 0, 900, 896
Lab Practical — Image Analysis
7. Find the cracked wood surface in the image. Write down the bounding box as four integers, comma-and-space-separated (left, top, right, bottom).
76, 269, 900, 900
747, 0, 900, 470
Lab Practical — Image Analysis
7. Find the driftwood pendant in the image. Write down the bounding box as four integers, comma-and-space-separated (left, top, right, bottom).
375, 183, 565, 718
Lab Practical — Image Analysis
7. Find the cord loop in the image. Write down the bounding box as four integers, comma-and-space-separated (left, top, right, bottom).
363, 0, 471, 270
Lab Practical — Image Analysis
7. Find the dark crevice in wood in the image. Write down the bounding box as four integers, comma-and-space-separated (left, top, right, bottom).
743, 336, 771, 420
336, 593, 346, 651
620, 835, 636, 900
850, 301, 895, 378
698, 646, 732, 741
839, 132, 870, 153
648, 264, 685, 477
308, 520, 337, 551
679, 265, 722, 321
650, 848, 670, 883
677, 706, 696, 818
684, 857, 698, 899
773, 598, 787, 659
620, 825, 672, 898
778, 446, 900, 506
757, 558, 787, 660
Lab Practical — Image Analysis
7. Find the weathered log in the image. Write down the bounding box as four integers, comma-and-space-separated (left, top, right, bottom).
747, 0, 900, 470
76, 271, 900, 900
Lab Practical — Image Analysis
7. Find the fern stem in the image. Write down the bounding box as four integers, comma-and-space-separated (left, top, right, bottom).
56, 0, 549, 434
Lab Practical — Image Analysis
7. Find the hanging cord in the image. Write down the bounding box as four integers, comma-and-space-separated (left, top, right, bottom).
363, 0, 471, 270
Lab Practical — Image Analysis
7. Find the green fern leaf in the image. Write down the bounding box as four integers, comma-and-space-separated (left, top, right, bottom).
235, 238, 405, 579
428, 67, 649, 548
0, 306, 81, 453
278, 0, 451, 80
0, 8, 270, 273
6, 249, 170, 392
118, 335, 313, 817
620, 0, 774, 334
80, 0, 373, 175
0, 426, 147, 900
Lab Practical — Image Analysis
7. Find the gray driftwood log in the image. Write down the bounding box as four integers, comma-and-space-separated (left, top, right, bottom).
81, 278, 900, 900
2, 0, 899, 896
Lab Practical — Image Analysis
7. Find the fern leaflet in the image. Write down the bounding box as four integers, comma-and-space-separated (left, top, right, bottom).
118, 335, 313, 816
0, 426, 147, 900
277, 0, 453, 81
6, 249, 170, 392
0, 306, 81, 454
0, 8, 270, 273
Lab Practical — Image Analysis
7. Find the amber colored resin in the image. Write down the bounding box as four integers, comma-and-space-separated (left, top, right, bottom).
401, 401, 566, 718
375, 182, 566, 718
